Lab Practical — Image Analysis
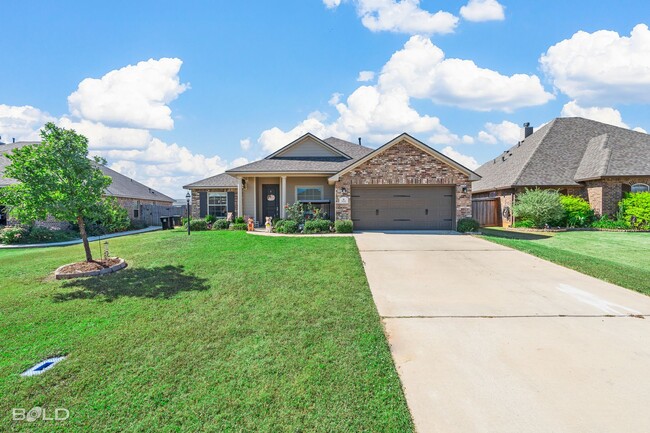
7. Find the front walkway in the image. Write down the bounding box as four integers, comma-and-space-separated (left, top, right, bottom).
355, 232, 650, 433
0, 226, 161, 249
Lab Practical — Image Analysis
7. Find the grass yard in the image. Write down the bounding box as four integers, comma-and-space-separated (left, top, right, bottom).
479, 228, 650, 296
0, 230, 413, 432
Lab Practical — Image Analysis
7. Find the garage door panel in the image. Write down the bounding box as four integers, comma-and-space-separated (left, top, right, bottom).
351, 186, 454, 230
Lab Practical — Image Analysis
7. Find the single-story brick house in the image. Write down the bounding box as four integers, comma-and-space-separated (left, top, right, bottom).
184, 133, 479, 230
0, 140, 174, 226
472, 117, 650, 226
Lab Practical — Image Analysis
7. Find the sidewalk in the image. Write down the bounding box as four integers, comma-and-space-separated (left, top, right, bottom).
0, 226, 162, 249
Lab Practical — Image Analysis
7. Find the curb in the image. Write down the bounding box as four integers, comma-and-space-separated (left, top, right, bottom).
55, 258, 128, 280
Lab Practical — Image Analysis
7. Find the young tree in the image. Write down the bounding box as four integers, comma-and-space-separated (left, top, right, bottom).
0, 123, 112, 261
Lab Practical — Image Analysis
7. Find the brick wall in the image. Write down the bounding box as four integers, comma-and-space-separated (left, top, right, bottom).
586, 177, 650, 216
334, 140, 472, 226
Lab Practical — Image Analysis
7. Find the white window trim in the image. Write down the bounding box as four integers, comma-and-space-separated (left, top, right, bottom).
295, 185, 323, 201
208, 192, 228, 217
631, 183, 650, 193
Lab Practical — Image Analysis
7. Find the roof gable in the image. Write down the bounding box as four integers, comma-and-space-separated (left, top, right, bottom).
329, 133, 481, 182
267, 133, 350, 159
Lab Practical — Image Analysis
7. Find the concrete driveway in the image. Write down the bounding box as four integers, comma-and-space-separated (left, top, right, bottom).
355, 232, 650, 433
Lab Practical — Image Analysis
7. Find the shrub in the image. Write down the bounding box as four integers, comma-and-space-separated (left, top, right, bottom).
0, 226, 29, 244
273, 219, 286, 232
234, 216, 245, 224
591, 215, 630, 230
187, 219, 209, 231
205, 214, 217, 224
619, 192, 650, 229
334, 219, 354, 233
285, 202, 305, 223
276, 220, 299, 234
304, 219, 332, 234
231, 222, 248, 231
512, 219, 535, 228
512, 189, 565, 228
213, 219, 230, 230
560, 195, 594, 227
129, 219, 148, 230
456, 217, 480, 233
26, 226, 78, 243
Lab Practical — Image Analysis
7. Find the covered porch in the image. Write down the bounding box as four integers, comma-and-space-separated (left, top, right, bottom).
236, 175, 335, 225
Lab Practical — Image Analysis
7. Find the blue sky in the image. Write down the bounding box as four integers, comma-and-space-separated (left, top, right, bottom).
2, 0, 650, 197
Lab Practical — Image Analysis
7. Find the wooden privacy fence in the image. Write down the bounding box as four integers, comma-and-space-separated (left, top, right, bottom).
140, 204, 186, 226
472, 198, 501, 227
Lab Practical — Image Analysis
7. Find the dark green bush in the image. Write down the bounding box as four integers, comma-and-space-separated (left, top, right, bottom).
187, 219, 209, 231
0, 226, 29, 244
334, 219, 354, 233
513, 188, 565, 228
205, 214, 217, 224
231, 222, 248, 231
27, 226, 78, 243
273, 219, 286, 232
560, 195, 594, 227
276, 220, 299, 234
304, 219, 332, 234
129, 219, 148, 230
591, 215, 630, 229
213, 219, 230, 230
456, 217, 480, 233
619, 192, 650, 229
512, 219, 535, 228
234, 216, 245, 224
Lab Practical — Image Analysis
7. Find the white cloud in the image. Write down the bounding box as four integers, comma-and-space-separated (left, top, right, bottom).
58, 117, 152, 149
0, 104, 55, 142
323, 0, 341, 9
478, 120, 520, 144
328, 92, 343, 106
240, 138, 251, 151
357, 70, 376, 82
560, 101, 629, 128
541, 24, 650, 104
68, 58, 189, 130
440, 146, 479, 170
459, 0, 505, 22
379, 36, 553, 112
356, 0, 459, 35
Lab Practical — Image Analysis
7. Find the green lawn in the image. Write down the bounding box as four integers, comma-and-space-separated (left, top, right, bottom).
0, 230, 413, 432
478, 228, 650, 296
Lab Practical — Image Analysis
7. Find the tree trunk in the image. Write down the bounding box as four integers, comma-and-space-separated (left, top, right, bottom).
77, 215, 93, 262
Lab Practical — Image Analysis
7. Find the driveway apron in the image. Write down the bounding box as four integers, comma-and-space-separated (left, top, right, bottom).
355, 232, 650, 433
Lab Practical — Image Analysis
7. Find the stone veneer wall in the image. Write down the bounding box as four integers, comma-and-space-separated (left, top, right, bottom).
334, 140, 472, 226
190, 188, 237, 218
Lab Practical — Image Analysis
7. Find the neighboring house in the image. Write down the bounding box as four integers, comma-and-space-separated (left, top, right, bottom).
0, 140, 174, 226
472, 117, 650, 226
184, 133, 479, 230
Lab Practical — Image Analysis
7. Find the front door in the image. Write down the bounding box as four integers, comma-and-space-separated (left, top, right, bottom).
262, 184, 280, 220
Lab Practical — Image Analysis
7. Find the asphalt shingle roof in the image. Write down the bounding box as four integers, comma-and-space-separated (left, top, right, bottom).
473, 117, 650, 193
0, 141, 173, 202
183, 172, 239, 188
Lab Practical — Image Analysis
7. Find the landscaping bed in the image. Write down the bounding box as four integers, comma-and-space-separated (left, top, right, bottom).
55, 257, 126, 279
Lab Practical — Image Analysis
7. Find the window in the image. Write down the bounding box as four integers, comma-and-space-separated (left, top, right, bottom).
296, 186, 323, 201
631, 183, 649, 193
133, 209, 139, 219
208, 192, 227, 217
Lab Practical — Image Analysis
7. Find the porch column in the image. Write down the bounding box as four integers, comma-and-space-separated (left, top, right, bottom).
253, 177, 257, 223
280, 176, 287, 219
237, 177, 243, 217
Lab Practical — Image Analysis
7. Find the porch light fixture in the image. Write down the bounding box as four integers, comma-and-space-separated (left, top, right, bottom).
461, 185, 468, 193
341, 187, 347, 194
186, 191, 191, 236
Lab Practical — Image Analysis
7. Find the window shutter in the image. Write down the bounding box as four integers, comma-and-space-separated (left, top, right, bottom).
227, 192, 235, 213
199, 192, 207, 218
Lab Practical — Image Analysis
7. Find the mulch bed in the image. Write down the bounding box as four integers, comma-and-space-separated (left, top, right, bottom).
57, 258, 122, 274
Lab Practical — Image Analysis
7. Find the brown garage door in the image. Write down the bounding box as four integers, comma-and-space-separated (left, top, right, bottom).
351, 185, 455, 230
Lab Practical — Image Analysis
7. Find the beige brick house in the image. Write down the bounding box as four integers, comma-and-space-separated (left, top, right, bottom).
184, 133, 479, 230
472, 117, 650, 226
